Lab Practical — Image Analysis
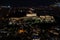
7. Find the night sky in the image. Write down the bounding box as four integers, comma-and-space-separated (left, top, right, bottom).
0, 0, 59, 7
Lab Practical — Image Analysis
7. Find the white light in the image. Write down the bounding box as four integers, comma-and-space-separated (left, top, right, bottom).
9, 22, 12, 25
29, 8, 34, 11
20, 10, 23, 12
33, 38, 40, 40
1, 6, 10, 8
26, 14, 37, 17
8, 6, 10, 8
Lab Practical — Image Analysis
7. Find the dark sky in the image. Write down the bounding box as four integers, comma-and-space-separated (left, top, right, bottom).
0, 0, 59, 7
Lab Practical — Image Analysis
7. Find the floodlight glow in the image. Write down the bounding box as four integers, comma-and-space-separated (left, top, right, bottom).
26, 14, 37, 17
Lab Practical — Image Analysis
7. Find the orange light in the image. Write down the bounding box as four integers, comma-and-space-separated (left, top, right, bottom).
18, 29, 25, 33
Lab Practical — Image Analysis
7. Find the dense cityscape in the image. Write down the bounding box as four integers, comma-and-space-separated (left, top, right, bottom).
0, 5, 60, 40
